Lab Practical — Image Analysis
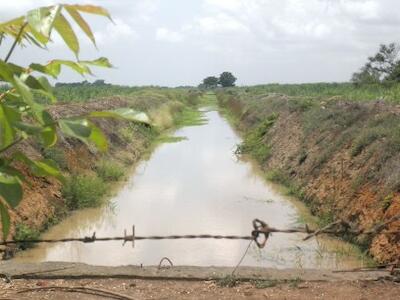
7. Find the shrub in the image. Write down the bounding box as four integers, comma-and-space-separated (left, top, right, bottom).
15, 223, 40, 249
118, 126, 134, 144
62, 174, 107, 210
351, 128, 385, 157
236, 113, 277, 163
42, 147, 68, 170
95, 160, 124, 181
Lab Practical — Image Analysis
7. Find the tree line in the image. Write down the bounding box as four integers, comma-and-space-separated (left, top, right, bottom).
199, 72, 237, 89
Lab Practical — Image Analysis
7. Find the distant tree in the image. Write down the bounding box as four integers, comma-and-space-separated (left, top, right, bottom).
219, 72, 237, 87
202, 76, 219, 89
352, 43, 400, 85
351, 65, 380, 86
93, 79, 106, 85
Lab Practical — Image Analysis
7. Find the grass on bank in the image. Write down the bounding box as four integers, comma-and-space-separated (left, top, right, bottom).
62, 174, 107, 210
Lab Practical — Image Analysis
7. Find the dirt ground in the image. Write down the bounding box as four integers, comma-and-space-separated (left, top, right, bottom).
1, 278, 399, 300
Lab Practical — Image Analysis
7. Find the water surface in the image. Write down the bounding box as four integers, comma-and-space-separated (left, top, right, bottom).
16, 109, 365, 269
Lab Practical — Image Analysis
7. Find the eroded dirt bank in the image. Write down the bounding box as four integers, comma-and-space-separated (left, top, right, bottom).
0, 91, 196, 258
217, 91, 400, 264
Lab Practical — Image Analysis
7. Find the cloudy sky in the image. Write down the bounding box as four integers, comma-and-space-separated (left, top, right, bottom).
0, 0, 399, 86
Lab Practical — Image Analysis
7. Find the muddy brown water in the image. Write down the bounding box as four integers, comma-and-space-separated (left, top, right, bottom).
15, 109, 366, 269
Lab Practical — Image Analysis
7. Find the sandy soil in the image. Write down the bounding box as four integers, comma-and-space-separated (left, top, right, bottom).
1, 278, 399, 300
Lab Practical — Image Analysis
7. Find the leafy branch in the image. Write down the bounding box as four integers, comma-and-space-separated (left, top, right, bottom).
0, 4, 149, 240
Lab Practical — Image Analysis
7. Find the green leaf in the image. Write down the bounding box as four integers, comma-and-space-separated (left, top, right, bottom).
13, 122, 41, 135
65, 6, 96, 46
0, 60, 16, 83
52, 60, 91, 75
0, 173, 23, 208
13, 152, 63, 182
59, 119, 92, 140
89, 108, 150, 124
88, 122, 108, 152
13, 75, 34, 105
0, 17, 25, 34
80, 57, 113, 68
41, 125, 57, 147
26, 5, 62, 42
0, 104, 17, 149
0, 201, 10, 240
70, 5, 112, 20
29, 63, 60, 78
31, 159, 63, 181
53, 13, 79, 56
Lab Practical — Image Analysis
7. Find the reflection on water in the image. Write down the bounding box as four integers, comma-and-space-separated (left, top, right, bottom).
15, 110, 365, 268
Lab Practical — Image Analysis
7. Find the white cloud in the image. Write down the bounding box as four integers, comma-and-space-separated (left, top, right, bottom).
3, 0, 400, 86
132, 0, 160, 22
341, 0, 380, 20
196, 13, 250, 34
155, 27, 184, 43
94, 18, 138, 45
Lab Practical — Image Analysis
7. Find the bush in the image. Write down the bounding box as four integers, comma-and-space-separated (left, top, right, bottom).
351, 128, 385, 157
15, 223, 40, 249
118, 126, 134, 144
236, 113, 277, 163
42, 147, 68, 170
62, 174, 107, 210
95, 160, 124, 181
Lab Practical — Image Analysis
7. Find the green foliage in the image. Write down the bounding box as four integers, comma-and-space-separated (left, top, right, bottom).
42, 147, 68, 170
352, 43, 400, 85
351, 128, 385, 157
0, 4, 149, 239
219, 72, 237, 87
251, 279, 278, 289
215, 276, 240, 288
62, 174, 107, 210
174, 107, 208, 128
232, 82, 400, 102
201, 76, 219, 89
95, 160, 124, 181
236, 114, 277, 163
14, 223, 40, 249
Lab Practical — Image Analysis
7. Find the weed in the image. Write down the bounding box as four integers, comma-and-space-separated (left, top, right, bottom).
118, 126, 134, 144
382, 193, 394, 211
14, 223, 40, 249
42, 147, 68, 170
174, 107, 207, 128
288, 277, 302, 288
62, 174, 107, 210
215, 275, 240, 288
251, 279, 278, 289
95, 160, 124, 181
236, 113, 277, 163
351, 128, 385, 157
156, 135, 187, 144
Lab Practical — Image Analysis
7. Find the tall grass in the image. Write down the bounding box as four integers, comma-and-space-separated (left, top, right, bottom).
62, 174, 107, 210
239, 82, 400, 102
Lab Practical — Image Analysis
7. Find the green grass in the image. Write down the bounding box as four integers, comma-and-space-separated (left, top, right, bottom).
173, 107, 208, 127
215, 276, 240, 288
156, 135, 187, 144
62, 174, 107, 210
241, 82, 400, 102
95, 160, 124, 181
14, 223, 40, 249
42, 147, 68, 170
236, 113, 278, 163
